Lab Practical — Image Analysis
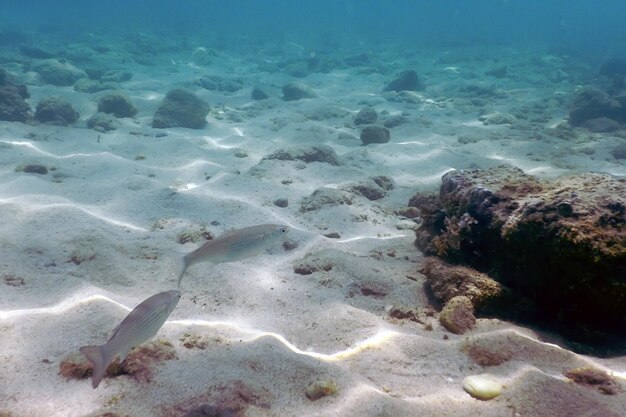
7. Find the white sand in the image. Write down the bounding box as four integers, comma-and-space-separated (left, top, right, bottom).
0, 42, 625, 417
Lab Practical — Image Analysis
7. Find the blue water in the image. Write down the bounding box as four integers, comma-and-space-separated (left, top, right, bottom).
2, 0, 626, 57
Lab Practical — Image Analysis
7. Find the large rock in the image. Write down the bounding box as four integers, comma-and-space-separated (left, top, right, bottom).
97, 93, 137, 118
383, 69, 424, 92
152, 88, 209, 129
354, 107, 377, 125
410, 165, 626, 346
569, 87, 623, 126
0, 69, 31, 122
34, 59, 86, 86
282, 82, 317, 101
34, 96, 79, 125
360, 126, 390, 145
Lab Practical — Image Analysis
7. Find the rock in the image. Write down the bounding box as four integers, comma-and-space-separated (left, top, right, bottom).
372, 175, 394, 191
97, 93, 137, 118
383, 69, 424, 92
101, 70, 132, 83
263, 145, 340, 165
581, 117, 621, 132
273, 198, 288, 208
305, 105, 350, 121
611, 143, 626, 159
485, 65, 507, 78
152, 88, 209, 129
383, 115, 408, 128
284, 61, 310, 78
196, 75, 243, 93
563, 367, 622, 395
462, 375, 502, 400
87, 112, 119, 132
251, 87, 268, 100
598, 58, 626, 77
418, 257, 509, 312
360, 126, 390, 145
348, 181, 387, 201
439, 296, 476, 334
300, 188, 354, 213
34, 96, 79, 125
34, 59, 86, 86
282, 82, 317, 101
17, 164, 48, 175
0, 70, 31, 122
305, 379, 338, 401
410, 165, 626, 345
569, 87, 622, 126
354, 107, 377, 125
479, 112, 517, 125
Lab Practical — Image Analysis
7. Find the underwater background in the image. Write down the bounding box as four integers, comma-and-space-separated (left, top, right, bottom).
0, 1, 625, 417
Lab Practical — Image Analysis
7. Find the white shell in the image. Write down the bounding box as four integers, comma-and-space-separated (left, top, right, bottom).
462, 374, 503, 400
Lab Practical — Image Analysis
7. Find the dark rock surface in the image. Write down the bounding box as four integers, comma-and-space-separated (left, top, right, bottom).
383, 69, 424, 92
582, 117, 622, 132
34, 59, 86, 86
152, 88, 209, 129
251, 87, 268, 100
611, 143, 626, 159
87, 112, 119, 132
34, 96, 79, 125
410, 165, 626, 349
569, 87, 624, 127
97, 93, 137, 118
282, 82, 317, 101
439, 296, 476, 334
0, 69, 31, 122
360, 126, 390, 145
354, 107, 377, 125
264, 145, 340, 165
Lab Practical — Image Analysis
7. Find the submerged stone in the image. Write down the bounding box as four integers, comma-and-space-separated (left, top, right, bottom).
152, 88, 209, 129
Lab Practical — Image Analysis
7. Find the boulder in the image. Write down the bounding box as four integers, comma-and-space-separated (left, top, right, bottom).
282, 82, 317, 101
383, 69, 424, 92
409, 165, 626, 346
439, 296, 476, 334
0, 69, 31, 122
354, 107, 377, 125
569, 87, 622, 126
34, 96, 79, 125
34, 59, 86, 86
251, 87, 269, 100
87, 113, 119, 132
97, 93, 137, 118
360, 126, 390, 145
152, 88, 209, 129
581, 117, 621, 133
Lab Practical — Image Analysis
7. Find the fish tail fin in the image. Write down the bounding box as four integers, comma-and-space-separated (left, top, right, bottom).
80, 345, 107, 389
174, 253, 188, 288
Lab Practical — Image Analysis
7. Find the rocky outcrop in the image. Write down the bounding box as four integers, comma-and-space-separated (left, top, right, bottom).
410, 165, 626, 347
34, 59, 86, 86
383, 70, 424, 92
97, 93, 137, 118
0, 69, 31, 122
569, 86, 625, 128
152, 89, 209, 129
360, 126, 390, 145
34, 96, 79, 125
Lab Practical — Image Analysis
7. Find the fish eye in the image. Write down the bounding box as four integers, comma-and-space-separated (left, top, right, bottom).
280, 227, 287, 233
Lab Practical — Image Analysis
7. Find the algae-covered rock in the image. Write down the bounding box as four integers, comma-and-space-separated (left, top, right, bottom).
439, 296, 475, 334
97, 93, 137, 118
34, 59, 86, 86
35, 96, 79, 125
152, 88, 209, 129
282, 82, 317, 101
410, 165, 626, 346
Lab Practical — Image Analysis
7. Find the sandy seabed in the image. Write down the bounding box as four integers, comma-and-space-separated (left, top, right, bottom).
0, 38, 625, 417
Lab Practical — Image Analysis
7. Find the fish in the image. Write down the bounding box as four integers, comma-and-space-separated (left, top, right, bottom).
79, 290, 181, 388
175, 223, 289, 287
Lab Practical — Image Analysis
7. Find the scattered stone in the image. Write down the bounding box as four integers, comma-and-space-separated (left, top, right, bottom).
0, 69, 31, 122
582, 117, 621, 132
462, 374, 502, 400
282, 82, 317, 101
177, 228, 213, 244
87, 113, 119, 132
611, 143, 626, 159
97, 93, 138, 118
348, 181, 386, 201
3, 274, 25, 286
371, 175, 395, 191
300, 188, 354, 212
479, 112, 517, 125
251, 87, 269, 100
354, 107, 377, 125
152, 88, 209, 129
569, 87, 623, 126
360, 126, 390, 145
383, 115, 408, 128
263, 145, 340, 165
439, 296, 475, 334
34, 96, 79, 126
183, 405, 238, 417
485, 66, 507, 78
383, 69, 424, 92
323, 232, 341, 239
305, 379, 338, 400
273, 197, 288, 208
305, 105, 350, 121
196, 75, 243, 93
34, 59, 86, 86
180, 333, 209, 350
17, 164, 48, 175
293, 257, 333, 275
563, 367, 621, 395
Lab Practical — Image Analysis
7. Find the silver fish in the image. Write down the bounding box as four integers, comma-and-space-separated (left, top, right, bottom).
175, 223, 289, 287
80, 290, 180, 388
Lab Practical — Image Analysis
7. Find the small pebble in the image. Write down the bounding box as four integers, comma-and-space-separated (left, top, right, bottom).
273, 197, 288, 208
462, 374, 502, 400
305, 379, 338, 400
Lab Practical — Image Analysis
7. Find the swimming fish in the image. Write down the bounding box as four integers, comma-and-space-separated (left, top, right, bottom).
175, 223, 289, 287
80, 290, 181, 388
